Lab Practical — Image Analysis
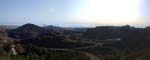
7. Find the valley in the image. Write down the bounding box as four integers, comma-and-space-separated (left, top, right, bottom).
1, 23, 150, 60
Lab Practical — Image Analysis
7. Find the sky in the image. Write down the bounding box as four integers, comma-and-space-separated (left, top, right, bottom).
0, 0, 149, 27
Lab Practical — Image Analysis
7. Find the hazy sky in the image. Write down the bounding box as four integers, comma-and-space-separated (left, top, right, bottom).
0, 0, 149, 27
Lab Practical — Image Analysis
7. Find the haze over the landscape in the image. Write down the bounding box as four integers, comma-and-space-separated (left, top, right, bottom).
1, 0, 150, 60
0, 0, 149, 27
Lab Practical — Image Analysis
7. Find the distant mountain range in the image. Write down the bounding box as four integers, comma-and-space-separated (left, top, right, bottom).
44, 25, 88, 36
0, 25, 19, 29
82, 25, 150, 50
8, 23, 90, 48
1, 23, 150, 59
6, 23, 150, 50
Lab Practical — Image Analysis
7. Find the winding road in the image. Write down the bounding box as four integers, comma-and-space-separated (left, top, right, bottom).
51, 47, 101, 60
82, 52, 101, 60
50, 39, 118, 60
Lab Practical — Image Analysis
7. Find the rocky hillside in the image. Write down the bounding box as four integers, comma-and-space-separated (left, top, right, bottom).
8, 23, 90, 48
82, 26, 121, 40
8, 23, 59, 39
0, 28, 24, 56
0, 24, 90, 60
82, 25, 150, 50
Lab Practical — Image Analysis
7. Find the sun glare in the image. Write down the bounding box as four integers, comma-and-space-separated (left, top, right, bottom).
73, 0, 141, 26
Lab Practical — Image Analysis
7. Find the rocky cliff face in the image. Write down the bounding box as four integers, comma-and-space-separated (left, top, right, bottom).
0, 28, 24, 56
